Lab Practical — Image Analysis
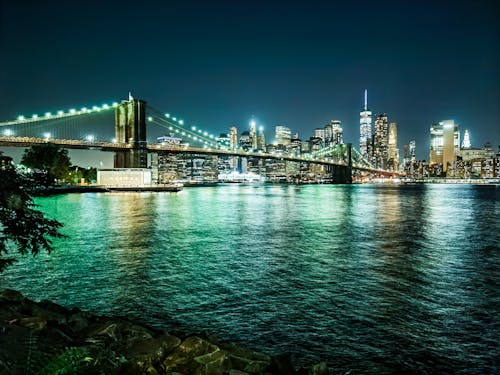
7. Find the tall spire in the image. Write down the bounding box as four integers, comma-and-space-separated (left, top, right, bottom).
364, 89, 368, 111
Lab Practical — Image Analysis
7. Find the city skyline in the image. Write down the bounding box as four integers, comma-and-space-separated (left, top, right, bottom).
1, 0, 499, 163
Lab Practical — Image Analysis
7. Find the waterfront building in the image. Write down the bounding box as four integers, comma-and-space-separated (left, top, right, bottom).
462, 129, 471, 149
314, 128, 326, 141
250, 119, 258, 150
429, 120, 460, 172
257, 126, 266, 150
359, 89, 372, 159
387, 122, 399, 171
239, 131, 252, 150
324, 120, 343, 146
229, 126, 238, 150
457, 143, 495, 161
289, 135, 302, 156
373, 114, 388, 169
275, 125, 291, 146
217, 133, 229, 149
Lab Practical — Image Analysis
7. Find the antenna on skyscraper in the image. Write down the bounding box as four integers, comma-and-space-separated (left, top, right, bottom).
364, 89, 368, 111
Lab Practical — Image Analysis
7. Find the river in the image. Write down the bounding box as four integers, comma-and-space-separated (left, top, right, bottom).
1, 184, 499, 373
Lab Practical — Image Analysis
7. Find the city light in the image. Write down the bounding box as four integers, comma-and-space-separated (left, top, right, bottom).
178, 120, 184, 125
3, 129, 13, 136
45, 112, 52, 117
32, 114, 38, 119
69, 109, 76, 114
44, 132, 51, 139
86, 135, 94, 142
57, 110, 64, 115
17, 115, 25, 121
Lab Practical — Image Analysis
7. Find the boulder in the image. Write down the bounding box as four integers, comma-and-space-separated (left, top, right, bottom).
267, 353, 296, 375
309, 361, 329, 375
194, 349, 232, 375
163, 336, 220, 374
0, 289, 25, 302
18, 316, 47, 331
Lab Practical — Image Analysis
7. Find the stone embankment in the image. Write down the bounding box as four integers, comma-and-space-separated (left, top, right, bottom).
0, 289, 330, 374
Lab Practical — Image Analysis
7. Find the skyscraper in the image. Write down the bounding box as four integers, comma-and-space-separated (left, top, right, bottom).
275, 125, 291, 146
229, 126, 238, 150
324, 120, 343, 146
359, 89, 372, 159
249, 119, 258, 150
429, 120, 460, 171
257, 126, 266, 150
373, 113, 388, 169
462, 129, 471, 149
387, 122, 399, 171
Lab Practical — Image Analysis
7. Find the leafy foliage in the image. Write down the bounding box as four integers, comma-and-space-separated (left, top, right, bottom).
21, 143, 71, 185
0, 155, 65, 272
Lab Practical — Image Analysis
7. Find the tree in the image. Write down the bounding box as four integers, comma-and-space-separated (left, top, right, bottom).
0, 152, 65, 272
21, 143, 71, 185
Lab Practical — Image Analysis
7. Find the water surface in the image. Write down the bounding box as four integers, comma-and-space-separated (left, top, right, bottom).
2, 184, 499, 373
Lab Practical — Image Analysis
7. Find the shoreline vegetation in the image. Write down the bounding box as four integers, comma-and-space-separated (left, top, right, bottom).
0, 289, 330, 374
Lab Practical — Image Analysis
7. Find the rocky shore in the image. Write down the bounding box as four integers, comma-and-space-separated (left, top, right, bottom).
0, 289, 330, 374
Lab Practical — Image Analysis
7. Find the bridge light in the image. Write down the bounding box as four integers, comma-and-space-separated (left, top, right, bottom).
4, 129, 13, 136
181, 132, 185, 135
86, 135, 94, 142
148, 116, 153, 122
45, 112, 52, 117
81, 107, 88, 112
69, 109, 76, 114
102, 104, 109, 109
44, 132, 51, 139
192, 126, 196, 130
112, 102, 119, 107
17, 115, 25, 121
165, 113, 170, 118
198, 129, 202, 133
193, 136, 197, 141
168, 126, 173, 130
178, 120, 184, 125
172, 117, 177, 121
92, 106, 99, 111
57, 110, 64, 115
32, 114, 38, 119
203, 132, 208, 136
209, 135, 214, 139
112, 138, 117, 143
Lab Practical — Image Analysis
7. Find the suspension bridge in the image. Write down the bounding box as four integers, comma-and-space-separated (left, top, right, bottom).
0, 96, 397, 183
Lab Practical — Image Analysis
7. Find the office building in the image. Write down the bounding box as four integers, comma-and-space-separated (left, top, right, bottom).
359, 89, 372, 159
429, 120, 460, 171
387, 122, 399, 171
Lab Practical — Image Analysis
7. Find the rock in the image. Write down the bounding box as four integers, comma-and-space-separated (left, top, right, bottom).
0, 289, 25, 302
163, 336, 220, 374
31, 305, 67, 325
126, 334, 181, 366
267, 353, 296, 375
220, 342, 270, 374
68, 311, 91, 331
194, 349, 231, 375
309, 361, 329, 375
18, 316, 47, 331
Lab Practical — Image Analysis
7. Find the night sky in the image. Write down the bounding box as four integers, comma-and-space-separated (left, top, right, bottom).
1, 0, 499, 163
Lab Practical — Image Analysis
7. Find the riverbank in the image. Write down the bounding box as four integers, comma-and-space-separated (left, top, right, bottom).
0, 289, 329, 374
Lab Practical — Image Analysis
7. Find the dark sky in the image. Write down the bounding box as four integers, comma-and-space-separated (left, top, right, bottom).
1, 0, 499, 162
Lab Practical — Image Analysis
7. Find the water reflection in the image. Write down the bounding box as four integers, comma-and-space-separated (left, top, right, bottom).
1, 185, 498, 373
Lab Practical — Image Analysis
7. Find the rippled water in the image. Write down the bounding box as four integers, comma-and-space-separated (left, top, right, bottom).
2, 184, 499, 373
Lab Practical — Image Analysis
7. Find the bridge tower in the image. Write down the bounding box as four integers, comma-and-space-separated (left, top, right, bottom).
331, 143, 352, 184
114, 99, 148, 168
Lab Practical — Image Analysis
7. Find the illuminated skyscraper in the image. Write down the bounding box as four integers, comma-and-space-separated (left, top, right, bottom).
275, 125, 291, 146
324, 120, 343, 146
429, 120, 460, 171
257, 126, 266, 150
249, 119, 258, 150
387, 122, 399, 171
359, 89, 372, 159
462, 129, 471, 149
373, 113, 388, 169
229, 126, 238, 150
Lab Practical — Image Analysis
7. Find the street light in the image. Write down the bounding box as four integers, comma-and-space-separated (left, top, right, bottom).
4, 129, 13, 136
44, 132, 51, 140
86, 135, 94, 142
